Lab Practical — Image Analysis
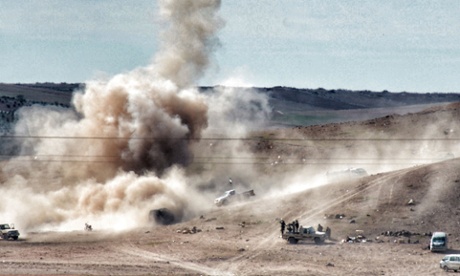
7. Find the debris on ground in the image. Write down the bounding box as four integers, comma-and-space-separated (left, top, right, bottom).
324, 214, 346, 219
343, 235, 367, 243
176, 226, 201, 234
380, 230, 431, 237
372, 230, 431, 244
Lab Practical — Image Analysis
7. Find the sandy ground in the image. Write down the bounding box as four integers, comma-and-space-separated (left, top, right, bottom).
0, 220, 452, 276
0, 184, 455, 276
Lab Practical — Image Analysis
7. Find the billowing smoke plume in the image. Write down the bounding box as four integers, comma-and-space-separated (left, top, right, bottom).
154, 0, 223, 89
0, 0, 250, 232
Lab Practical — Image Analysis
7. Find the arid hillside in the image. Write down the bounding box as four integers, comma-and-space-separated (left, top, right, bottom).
1, 99, 460, 275
246, 101, 460, 238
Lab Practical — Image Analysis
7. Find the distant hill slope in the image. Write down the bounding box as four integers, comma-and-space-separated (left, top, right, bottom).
1, 83, 459, 127
260, 86, 460, 110
207, 86, 460, 126
0, 83, 79, 104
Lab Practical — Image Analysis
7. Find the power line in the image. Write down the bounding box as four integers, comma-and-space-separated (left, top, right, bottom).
0, 153, 452, 160
0, 155, 451, 165
0, 135, 458, 141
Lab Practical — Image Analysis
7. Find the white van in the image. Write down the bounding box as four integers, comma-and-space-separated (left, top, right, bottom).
430, 232, 448, 252
440, 255, 460, 272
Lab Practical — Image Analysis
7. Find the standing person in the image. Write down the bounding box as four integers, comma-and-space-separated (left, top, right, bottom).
280, 219, 286, 236
294, 220, 299, 233
326, 227, 331, 239
228, 177, 233, 186
317, 224, 323, 232
287, 223, 293, 233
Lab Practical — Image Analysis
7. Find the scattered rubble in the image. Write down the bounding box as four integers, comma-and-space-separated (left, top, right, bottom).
176, 226, 201, 234
342, 229, 432, 244
380, 230, 431, 237
343, 234, 367, 243
324, 214, 346, 219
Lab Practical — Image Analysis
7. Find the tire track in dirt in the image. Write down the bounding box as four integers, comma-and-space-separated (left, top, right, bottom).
219, 168, 416, 273
296, 168, 414, 227
114, 240, 233, 276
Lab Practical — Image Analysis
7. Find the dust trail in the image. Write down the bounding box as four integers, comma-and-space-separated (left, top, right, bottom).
189, 85, 272, 192
0, 0, 227, 232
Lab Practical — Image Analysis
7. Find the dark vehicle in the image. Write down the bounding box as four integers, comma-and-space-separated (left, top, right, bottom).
149, 208, 179, 225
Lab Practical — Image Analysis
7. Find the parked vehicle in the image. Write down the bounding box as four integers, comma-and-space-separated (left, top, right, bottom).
430, 232, 448, 252
440, 254, 460, 272
0, 223, 20, 240
282, 225, 327, 244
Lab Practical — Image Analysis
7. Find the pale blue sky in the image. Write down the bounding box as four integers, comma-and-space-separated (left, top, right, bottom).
1, 0, 459, 92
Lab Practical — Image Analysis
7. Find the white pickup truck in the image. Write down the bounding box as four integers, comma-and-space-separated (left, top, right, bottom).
282, 226, 327, 244
214, 189, 255, 207
0, 223, 20, 240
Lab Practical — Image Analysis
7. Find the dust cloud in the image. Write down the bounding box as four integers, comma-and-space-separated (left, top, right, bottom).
0, 0, 270, 232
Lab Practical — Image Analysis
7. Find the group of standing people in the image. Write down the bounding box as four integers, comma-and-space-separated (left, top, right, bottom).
279, 219, 299, 235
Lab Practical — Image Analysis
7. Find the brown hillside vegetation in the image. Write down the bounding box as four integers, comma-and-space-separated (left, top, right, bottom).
1, 102, 460, 275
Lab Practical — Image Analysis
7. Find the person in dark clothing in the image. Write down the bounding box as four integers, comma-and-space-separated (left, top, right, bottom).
294, 220, 299, 233
280, 219, 286, 235
287, 223, 293, 233
326, 227, 331, 239
317, 224, 323, 232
